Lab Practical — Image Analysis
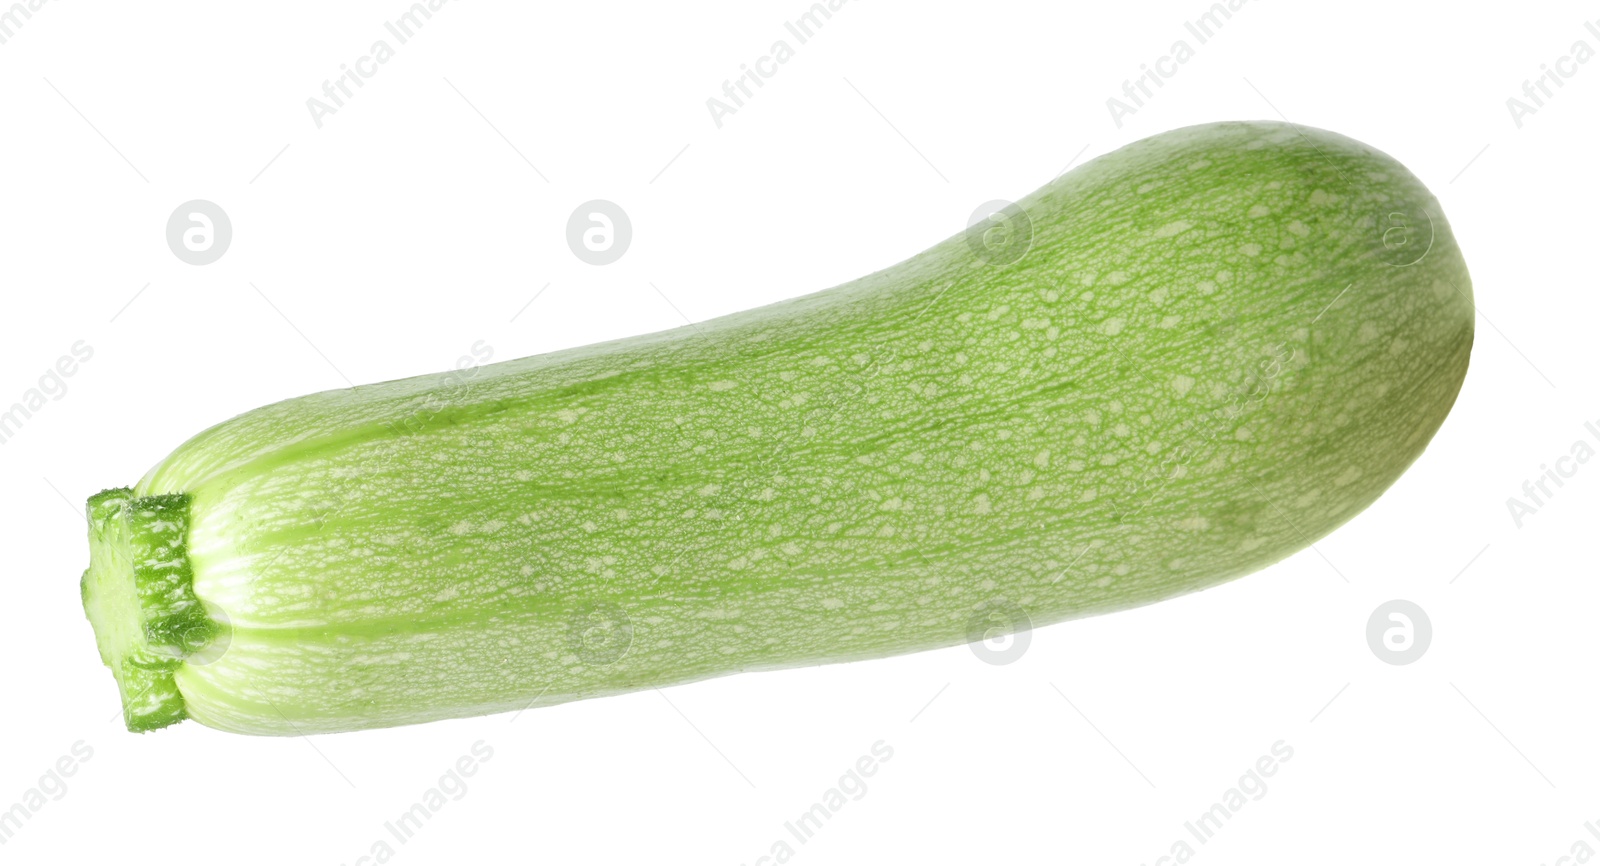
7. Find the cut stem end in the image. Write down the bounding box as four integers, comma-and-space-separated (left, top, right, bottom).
81, 488, 215, 732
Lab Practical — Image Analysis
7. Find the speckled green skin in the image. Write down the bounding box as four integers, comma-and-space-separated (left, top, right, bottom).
83, 121, 1473, 735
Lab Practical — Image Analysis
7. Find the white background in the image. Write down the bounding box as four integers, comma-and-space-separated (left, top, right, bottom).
1, 1, 1595, 863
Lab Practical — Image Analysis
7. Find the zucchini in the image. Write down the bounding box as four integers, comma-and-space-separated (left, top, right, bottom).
81, 120, 1474, 735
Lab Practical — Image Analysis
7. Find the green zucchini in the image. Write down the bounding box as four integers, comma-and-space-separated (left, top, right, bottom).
81, 120, 1474, 735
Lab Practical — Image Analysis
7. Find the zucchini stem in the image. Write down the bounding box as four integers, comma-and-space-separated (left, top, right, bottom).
81, 488, 218, 732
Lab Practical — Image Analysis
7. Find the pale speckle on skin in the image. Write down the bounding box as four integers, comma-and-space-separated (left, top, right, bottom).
1102, 318, 1126, 336
1153, 220, 1192, 238
1248, 204, 1271, 218
1172, 375, 1195, 397
1241, 243, 1263, 257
